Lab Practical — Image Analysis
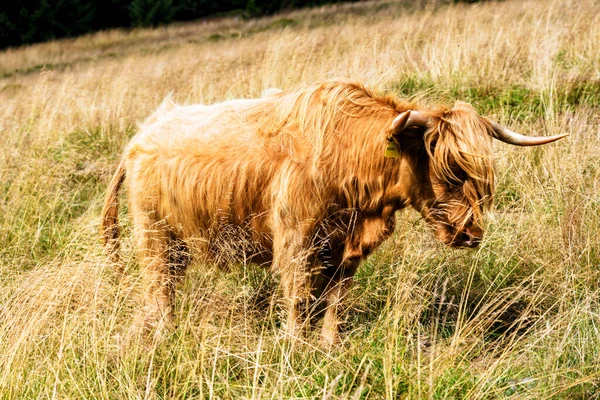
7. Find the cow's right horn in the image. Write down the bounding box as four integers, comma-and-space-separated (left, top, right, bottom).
489, 120, 569, 146
392, 110, 431, 131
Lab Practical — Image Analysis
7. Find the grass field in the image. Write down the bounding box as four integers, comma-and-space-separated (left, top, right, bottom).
1, 0, 599, 398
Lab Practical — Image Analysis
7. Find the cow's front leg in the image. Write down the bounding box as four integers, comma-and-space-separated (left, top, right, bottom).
272, 228, 314, 339
281, 270, 312, 338
319, 260, 358, 346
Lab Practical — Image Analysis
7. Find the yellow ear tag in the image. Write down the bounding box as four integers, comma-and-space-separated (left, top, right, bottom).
384, 141, 401, 158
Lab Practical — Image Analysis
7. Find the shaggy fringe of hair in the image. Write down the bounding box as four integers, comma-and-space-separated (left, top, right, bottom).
426, 101, 496, 228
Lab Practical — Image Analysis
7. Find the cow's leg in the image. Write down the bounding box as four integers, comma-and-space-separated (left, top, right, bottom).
318, 211, 395, 345
167, 232, 192, 288
134, 212, 171, 337
133, 211, 190, 339
319, 259, 360, 346
320, 275, 352, 346
272, 228, 313, 339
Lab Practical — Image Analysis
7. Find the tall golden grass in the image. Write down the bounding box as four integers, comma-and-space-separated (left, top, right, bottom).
0, 0, 599, 398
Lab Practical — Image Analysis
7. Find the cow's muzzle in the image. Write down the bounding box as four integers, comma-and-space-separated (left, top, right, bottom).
453, 227, 482, 248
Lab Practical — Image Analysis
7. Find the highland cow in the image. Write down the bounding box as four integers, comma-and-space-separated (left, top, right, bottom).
101, 80, 567, 344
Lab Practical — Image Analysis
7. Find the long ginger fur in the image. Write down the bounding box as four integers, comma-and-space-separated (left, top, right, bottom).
101, 79, 497, 343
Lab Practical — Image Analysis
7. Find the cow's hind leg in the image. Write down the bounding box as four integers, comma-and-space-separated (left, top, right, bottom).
134, 211, 190, 339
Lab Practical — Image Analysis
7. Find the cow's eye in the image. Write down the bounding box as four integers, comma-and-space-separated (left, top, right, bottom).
446, 167, 467, 187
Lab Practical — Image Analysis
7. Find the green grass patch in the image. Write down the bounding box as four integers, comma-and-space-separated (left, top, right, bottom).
391, 75, 600, 119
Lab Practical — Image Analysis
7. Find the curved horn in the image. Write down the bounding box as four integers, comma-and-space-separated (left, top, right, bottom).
392, 110, 432, 131
489, 120, 569, 146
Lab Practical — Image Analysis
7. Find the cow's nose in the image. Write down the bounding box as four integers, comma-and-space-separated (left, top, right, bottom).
460, 228, 481, 248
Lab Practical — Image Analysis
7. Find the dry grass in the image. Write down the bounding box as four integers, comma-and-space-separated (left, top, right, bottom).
1, 0, 599, 398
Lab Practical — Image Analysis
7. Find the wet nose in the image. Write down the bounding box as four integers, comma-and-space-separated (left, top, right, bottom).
460, 228, 481, 248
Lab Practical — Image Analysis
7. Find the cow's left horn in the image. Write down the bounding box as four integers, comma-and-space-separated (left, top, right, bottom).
489, 120, 569, 146
392, 110, 432, 131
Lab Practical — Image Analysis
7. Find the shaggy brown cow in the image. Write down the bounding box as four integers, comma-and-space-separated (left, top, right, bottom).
101, 80, 567, 344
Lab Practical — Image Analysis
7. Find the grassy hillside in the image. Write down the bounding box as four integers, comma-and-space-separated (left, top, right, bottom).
1, 0, 599, 398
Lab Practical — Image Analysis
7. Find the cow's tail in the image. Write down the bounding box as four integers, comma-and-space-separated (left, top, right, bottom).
101, 159, 126, 264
